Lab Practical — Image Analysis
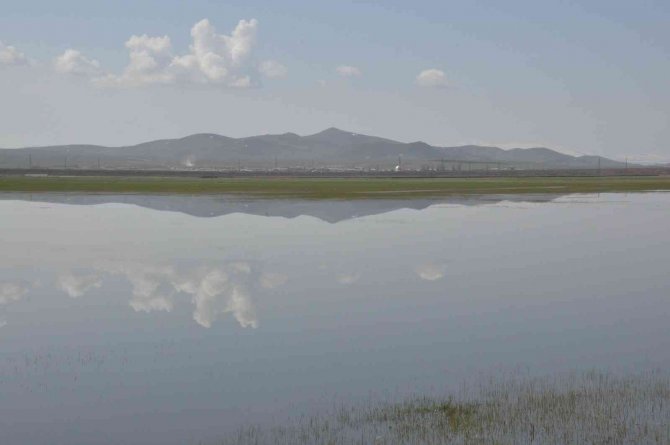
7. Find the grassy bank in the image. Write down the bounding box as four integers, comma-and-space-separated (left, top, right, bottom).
1, 175, 670, 198
221, 371, 670, 444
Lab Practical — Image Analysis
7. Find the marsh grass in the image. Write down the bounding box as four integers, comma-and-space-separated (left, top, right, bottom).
218, 371, 670, 444
2, 176, 670, 198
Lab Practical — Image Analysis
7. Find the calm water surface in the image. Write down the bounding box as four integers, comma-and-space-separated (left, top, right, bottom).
1, 192, 669, 445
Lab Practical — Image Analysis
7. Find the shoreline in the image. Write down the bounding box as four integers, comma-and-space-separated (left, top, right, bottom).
2, 174, 670, 198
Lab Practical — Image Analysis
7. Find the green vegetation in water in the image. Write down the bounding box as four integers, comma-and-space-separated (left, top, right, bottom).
220, 371, 670, 444
1, 175, 670, 198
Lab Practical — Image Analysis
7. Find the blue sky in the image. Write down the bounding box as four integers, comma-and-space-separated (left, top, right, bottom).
1, 0, 669, 161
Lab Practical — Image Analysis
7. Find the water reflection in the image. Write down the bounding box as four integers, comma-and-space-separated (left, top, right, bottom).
58, 271, 102, 298
1, 261, 288, 329
0, 281, 31, 327
1, 192, 669, 445
0, 281, 29, 304
0, 191, 652, 331
415, 263, 446, 281
0, 192, 566, 222
4, 255, 461, 328
172, 263, 260, 328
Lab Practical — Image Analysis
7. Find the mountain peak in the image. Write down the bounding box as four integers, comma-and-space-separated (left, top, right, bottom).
312, 127, 351, 136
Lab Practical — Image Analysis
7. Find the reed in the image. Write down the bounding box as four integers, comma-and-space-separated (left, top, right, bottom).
219, 371, 670, 444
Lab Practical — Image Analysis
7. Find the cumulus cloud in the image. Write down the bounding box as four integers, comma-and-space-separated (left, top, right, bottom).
0, 282, 28, 304
95, 34, 174, 87
94, 18, 262, 88
0, 41, 29, 66
54, 49, 101, 76
259, 59, 287, 78
415, 263, 446, 281
416, 68, 448, 88
171, 18, 258, 86
336, 65, 362, 77
58, 272, 102, 298
2, 21, 282, 87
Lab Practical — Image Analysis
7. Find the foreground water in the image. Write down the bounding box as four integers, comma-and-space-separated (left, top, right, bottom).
0, 192, 669, 445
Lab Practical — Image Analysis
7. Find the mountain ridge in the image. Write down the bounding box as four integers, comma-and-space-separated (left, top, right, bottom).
0, 128, 626, 169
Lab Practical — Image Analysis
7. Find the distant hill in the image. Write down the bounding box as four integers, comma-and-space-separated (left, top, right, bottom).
0, 127, 626, 170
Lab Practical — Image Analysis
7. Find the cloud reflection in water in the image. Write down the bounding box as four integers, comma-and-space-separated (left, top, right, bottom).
50, 261, 287, 329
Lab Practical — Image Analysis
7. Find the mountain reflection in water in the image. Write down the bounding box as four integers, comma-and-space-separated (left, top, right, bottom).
0, 192, 565, 222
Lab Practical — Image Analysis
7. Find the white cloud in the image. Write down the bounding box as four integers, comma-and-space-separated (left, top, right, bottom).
171, 17, 258, 86
0, 41, 29, 66
54, 49, 101, 76
337, 272, 360, 285
96, 34, 174, 87
0, 282, 28, 304
416, 68, 448, 88
58, 272, 102, 298
259, 59, 287, 78
169, 18, 257, 85
415, 263, 446, 281
336, 65, 362, 77
0, 23, 282, 88
94, 18, 262, 88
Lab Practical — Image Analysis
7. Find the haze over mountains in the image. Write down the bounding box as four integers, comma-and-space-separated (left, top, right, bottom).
0, 127, 625, 170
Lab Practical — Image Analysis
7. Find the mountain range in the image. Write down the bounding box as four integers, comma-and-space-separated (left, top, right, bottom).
0, 127, 625, 170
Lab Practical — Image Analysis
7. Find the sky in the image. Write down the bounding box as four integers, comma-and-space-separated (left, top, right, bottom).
0, 0, 668, 162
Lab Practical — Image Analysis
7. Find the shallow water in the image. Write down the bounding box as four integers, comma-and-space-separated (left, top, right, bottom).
0, 192, 668, 445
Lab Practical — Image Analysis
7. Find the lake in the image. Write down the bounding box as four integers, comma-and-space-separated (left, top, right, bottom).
1, 192, 669, 445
